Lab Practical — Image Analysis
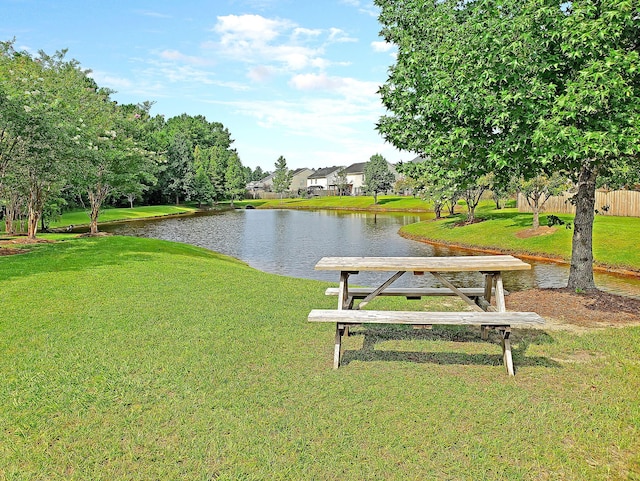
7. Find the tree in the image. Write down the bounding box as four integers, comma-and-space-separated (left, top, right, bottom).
375, 0, 640, 290
0, 43, 75, 239
334, 168, 349, 196
364, 154, 395, 204
163, 133, 194, 205
70, 94, 156, 235
272, 156, 293, 200
249, 166, 267, 182
225, 152, 246, 206
520, 173, 571, 229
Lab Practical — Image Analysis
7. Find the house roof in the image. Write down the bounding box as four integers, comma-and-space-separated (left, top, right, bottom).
308, 166, 342, 179
344, 162, 367, 174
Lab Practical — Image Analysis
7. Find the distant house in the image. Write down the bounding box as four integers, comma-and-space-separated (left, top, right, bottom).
290, 168, 314, 193
307, 166, 343, 194
343, 162, 367, 195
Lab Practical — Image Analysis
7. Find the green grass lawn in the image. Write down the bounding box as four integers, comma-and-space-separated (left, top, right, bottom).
50, 205, 198, 228
1, 236, 639, 479
237, 195, 434, 211
1, 205, 198, 234
400, 203, 640, 271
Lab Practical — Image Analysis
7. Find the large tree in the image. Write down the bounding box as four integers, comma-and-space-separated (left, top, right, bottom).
364, 153, 395, 204
225, 152, 246, 206
375, 0, 640, 290
272, 156, 293, 199
0, 43, 76, 239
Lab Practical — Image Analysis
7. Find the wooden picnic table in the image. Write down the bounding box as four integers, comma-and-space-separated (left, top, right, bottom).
309, 255, 543, 375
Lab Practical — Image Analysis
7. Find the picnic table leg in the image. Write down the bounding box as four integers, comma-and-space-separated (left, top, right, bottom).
338, 271, 354, 335
499, 328, 515, 376
333, 323, 346, 369
480, 273, 495, 339
338, 271, 350, 310
494, 273, 506, 312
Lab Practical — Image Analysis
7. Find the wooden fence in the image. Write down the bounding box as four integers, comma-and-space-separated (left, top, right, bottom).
517, 189, 640, 217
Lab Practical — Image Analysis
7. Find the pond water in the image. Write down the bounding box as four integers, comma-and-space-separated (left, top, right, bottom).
103, 209, 640, 297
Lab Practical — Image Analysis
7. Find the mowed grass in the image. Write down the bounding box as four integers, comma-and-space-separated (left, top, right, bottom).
1, 205, 197, 237
48, 205, 198, 229
400, 203, 640, 271
237, 195, 434, 211
1, 236, 639, 480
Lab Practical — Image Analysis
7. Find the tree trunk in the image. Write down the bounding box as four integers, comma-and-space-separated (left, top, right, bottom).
27, 182, 43, 240
532, 209, 540, 229
567, 162, 597, 290
434, 202, 442, 219
27, 205, 39, 240
467, 205, 475, 223
4, 193, 19, 235
88, 186, 109, 236
89, 204, 100, 235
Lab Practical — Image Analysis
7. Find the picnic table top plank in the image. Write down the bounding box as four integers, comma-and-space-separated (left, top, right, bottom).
314, 255, 531, 272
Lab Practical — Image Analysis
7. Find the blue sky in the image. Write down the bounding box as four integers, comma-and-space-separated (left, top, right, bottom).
2, 0, 411, 171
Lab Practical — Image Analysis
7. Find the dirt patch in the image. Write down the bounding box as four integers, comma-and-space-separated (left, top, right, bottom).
506, 288, 640, 331
0, 237, 55, 256
515, 226, 557, 238
453, 217, 486, 227
0, 247, 26, 256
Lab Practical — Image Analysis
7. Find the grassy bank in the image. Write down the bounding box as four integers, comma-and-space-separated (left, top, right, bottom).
1, 236, 639, 479
50, 205, 198, 229
399, 204, 640, 272
0, 206, 198, 235
237, 195, 434, 212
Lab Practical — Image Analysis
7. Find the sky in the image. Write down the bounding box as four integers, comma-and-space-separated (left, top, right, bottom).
1, 0, 412, 171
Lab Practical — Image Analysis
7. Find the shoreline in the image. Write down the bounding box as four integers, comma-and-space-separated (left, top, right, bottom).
399, 231, 640, 279
7, 203, 640, 280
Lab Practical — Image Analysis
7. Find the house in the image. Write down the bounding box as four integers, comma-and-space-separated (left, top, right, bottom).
290, 168, 314, 193
343, 162, 367, 195
306, 166, 343, 194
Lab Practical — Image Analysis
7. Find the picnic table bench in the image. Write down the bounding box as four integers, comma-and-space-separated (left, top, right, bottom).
308, 255, 545, 375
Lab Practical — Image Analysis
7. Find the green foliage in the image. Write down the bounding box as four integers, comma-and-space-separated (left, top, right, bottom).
520, 173, 572, 228
163, 132, 194, 204
225, 153, 247, 204
272, 155, 293, 197
374, 0, 640, 289
1, 40, 246, 235
334, 167, 349, 196
364, 153, 395, 203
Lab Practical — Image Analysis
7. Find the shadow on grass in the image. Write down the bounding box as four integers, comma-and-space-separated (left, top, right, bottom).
375, 197, 404, 206
341, 325, 558, 372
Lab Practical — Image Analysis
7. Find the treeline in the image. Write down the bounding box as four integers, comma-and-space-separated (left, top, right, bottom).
0, 40, 265, 238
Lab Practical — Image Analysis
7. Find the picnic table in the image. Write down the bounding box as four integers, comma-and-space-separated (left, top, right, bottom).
308, 255, 545, 375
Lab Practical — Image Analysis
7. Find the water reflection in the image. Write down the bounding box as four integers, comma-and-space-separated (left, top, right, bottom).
102, 209, 640, 297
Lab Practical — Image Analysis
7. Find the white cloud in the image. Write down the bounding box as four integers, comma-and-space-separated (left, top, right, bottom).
88, 71, 134, 91
371, 41, 394, 53
289, 73, 379, 102
248, 65, 274, 82
206, 14, 356, 75
214, 14, 292, 43
327, 28, 358, 44
340, 0, 379, 18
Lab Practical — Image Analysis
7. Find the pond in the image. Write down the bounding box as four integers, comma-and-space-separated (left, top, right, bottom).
103, 209, 640, 297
